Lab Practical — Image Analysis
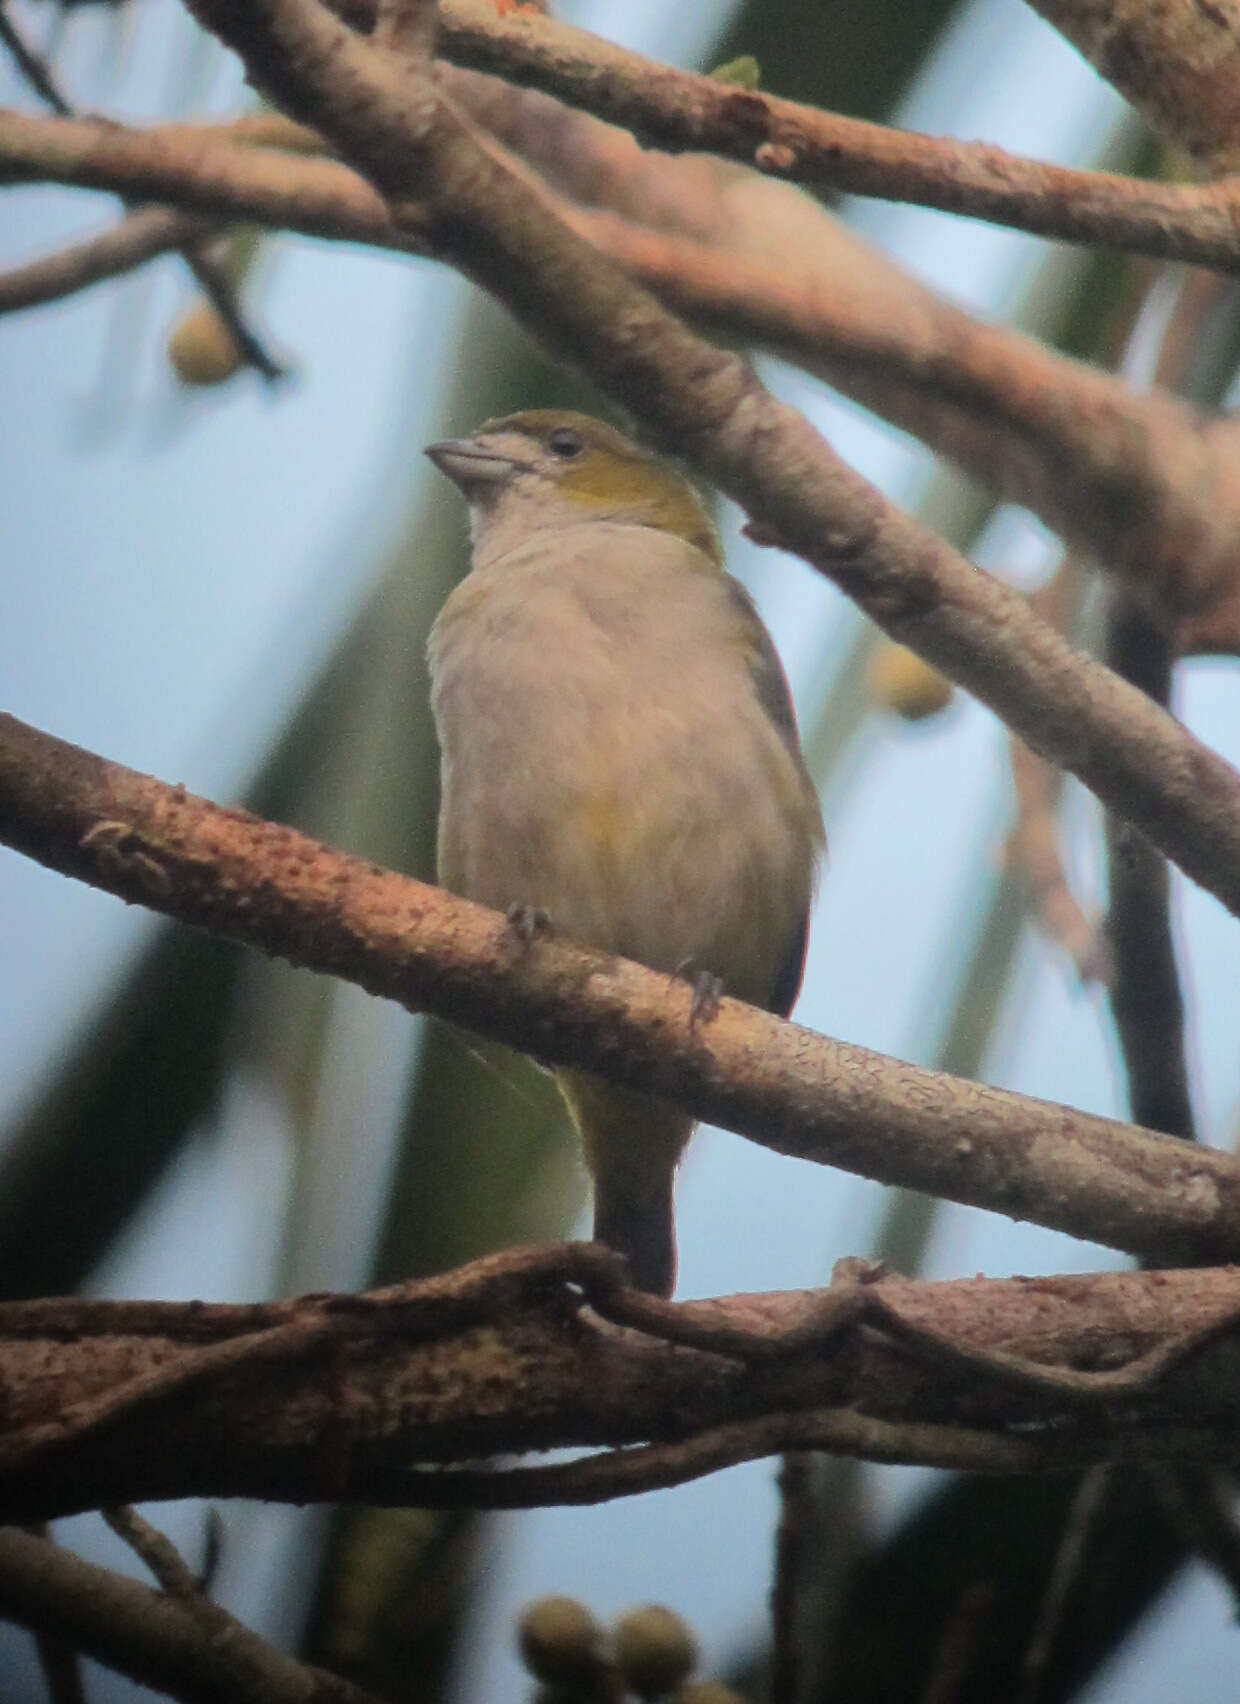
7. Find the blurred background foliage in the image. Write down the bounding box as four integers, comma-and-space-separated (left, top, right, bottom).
3, 0, 1240, 1699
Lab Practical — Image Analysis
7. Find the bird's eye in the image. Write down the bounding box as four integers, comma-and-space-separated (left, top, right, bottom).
547, 426, 585, 459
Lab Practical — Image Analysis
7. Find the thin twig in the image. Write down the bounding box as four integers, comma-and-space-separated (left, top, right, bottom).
919, 1584, 993, 1704
102, 1506, 201, 1598
770, 1453, 812, 1704
361, 1414, 1063, 1508
32, 1629, 88, 1704
0, 4, 70, 113
21, 1522, 88, 1704
177, 232, 286, 379
0, 205, 213, 313
1145, 1466, 1240, 1613
1016, 1468, 1112, 1704
0, 1525, 384, 1704
1104, 591, 1196, 1140
0, 0, 284, 378
1006, 554, 1110, 981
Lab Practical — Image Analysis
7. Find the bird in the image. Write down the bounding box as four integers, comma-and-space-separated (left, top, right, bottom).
425, 410, 824, 1295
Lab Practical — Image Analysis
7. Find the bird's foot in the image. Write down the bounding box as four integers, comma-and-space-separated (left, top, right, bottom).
674, 959, 724, 1029
506, 902, 552, 945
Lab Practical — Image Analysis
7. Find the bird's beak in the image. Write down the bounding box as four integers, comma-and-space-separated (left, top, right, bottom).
424, 437, 514, 489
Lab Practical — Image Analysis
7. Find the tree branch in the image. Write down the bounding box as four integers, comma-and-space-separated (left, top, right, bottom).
3, 710, 1240, 1267
0, 204, 215, 313
372, 0, 436, 58
1025, 0, 1240, 172
560, 204, 1240, 656
0, 4, 71, 115
411, 0, 1240, 273
6, 1250, 1240, 1519
0, 4, 284, 380
48, 0, 1240, 927
1104, 591, 1196, 1139
0, 1524, 383, 1704
6, 103, 1240, 654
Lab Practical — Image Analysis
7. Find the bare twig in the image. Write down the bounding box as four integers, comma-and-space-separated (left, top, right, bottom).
0, 4, 70, 113
1104, 592, 1196, 1140
771, 1453, 812, 1704
414, 0, 1240, 273
372, 1414, 1062, 1506
0, 1, 284, 377
0, 1525, 384, 1704
4, 712, 1240, 1266
176, 233, 286, 379
32, 1629, 88, 1704
23, 1522, 88, 1704
1146, 1466, 1240, 1613
920, 1584, 992, 1704
1016, 1468, 1112, 1704
1005, 555, 1111, 980
102, 1506, 202, 1598
0, 205, 214, 312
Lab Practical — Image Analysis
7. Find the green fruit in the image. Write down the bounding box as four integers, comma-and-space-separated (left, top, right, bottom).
167, 301, 243, 386
868, 641, 955, 721
613, 1605, 698, 1697
517, 1596, 604, 1687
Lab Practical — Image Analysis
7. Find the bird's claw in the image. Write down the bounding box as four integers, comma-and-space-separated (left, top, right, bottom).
675, 959, 724, 1029
506, 902, 552, 945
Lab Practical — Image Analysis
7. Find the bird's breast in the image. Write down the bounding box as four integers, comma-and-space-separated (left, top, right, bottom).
428, 535, 817, 1006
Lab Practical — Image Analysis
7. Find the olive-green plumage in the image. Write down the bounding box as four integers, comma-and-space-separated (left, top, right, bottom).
426, 412, 823, 1294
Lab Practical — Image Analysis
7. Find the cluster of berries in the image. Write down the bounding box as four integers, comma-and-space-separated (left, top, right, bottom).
517, 1594, 746, 1704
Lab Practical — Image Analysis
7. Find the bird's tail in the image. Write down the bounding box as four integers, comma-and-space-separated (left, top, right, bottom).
557, 1070, 693, 1298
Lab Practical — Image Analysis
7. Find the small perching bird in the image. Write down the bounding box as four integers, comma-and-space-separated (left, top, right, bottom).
426, 411, 824, 1295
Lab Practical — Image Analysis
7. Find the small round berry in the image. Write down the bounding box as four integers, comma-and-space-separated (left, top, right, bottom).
612, 1605, 698, 1697
517, 1595, 604, 1687
167, 302, 243, 386
867, 641, 954, 721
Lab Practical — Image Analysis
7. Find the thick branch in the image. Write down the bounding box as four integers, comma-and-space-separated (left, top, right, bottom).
6, 1250, 1240, 1518
3, 711, 1240, 1267
1026, 0, 1240, 172
567, 207, 1240, 653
